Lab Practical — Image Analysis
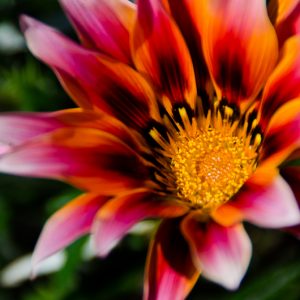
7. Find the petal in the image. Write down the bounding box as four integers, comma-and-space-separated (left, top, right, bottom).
0, 112, 62, 153
0, 109, 143, 154
0, 128, 148, 193
261, 98, 300, 166
268, 0, 299, 24
198, 0, 278, 106
162, 0, 210, 92
182, 216, 251, 290
232, 175, 300, 228
93, 189, 188, 257
53, 109, 145, 152
132, 0, 197, 110
144, 219, 199, 300
281, 166, 300, 203
21, 16, 159, 130
268, 0, 300, 46
260, 36, 300, 128
32, 193, 109, 274
60, 0, 135, 64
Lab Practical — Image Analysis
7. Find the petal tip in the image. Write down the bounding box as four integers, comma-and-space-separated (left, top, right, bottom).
19, 15, 35, 33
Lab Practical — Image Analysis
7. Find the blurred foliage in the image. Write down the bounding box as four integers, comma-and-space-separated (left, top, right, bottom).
0, 1, 299, 300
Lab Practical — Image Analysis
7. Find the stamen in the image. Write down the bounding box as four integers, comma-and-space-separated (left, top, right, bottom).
171, 128, 257, 211
148, 102, 261, 213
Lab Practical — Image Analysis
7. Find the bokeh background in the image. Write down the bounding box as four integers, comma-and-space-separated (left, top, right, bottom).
0, 1, 299, 299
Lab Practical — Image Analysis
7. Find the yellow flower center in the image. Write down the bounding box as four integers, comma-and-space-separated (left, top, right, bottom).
149, 102, 261, 213
170, 128, 257, 211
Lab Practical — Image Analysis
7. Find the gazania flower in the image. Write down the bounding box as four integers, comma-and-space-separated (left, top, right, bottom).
1, 0, 300, 298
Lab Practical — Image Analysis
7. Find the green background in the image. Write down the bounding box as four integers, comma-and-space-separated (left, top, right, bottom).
0, 1, 299, 299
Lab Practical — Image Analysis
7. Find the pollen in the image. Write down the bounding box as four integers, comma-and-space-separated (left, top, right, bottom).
170, 128, 257, 211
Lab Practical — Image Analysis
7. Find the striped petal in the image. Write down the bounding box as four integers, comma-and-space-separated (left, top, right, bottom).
268, 0, 300, 46
0, 128, 148, 193
0, 112, 62, 153
231, 175, 300, 228
21, 16, 159, 130
0, 109, 143, 154
132, 0, 197, 110
32, 193, 109, 274
182, 216, 251, 290
60, 0, 135, 64
281, 166, 300, 203
144, 219, 199, 300
197, 0, 278, 107
93, 189, 188, 257
162, 0, 209, 92
261, 98, 300, 166
261, 36, 300, 128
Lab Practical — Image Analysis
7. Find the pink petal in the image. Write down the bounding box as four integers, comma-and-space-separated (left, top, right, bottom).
20, 15, 159, 130
182, 217, 251, 290
280, 166, 300, 238
0, 112, 62, 153
60, 0, 135, 64
32, 193, 109, 274
93, 189, 188, 257
0, 128, 148, 193
144, 219, 199, 300
233, 175, 300, 228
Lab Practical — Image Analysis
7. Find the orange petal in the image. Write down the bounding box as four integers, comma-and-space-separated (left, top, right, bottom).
53, 109, 146, 152
260, 36, 300, 129
211, 204, 243, 227
162, 0, 210, 92
0, 128, 148, 193
268, 0, 299, 24
144, 219, 199, 300
268, 0, 300, 46
60, 0, 136, 64
197, 0, 278, 107
261, 98, 300, 167
132, 0, 197, 110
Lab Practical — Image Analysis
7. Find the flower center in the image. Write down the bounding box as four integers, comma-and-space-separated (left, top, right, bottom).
170, 128, 257, 211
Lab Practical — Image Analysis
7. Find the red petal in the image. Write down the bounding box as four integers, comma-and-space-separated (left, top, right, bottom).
261, 36, 300, 129
163, 0, 210, 92
197, 0, 278, 106
60, 0, 135, 64
182, 216, 251, 290
144, 219, 199, 300
0, 109, 143, 154
261, 99, 300, 166
0, 128, 148, 193
132, 0, 197, 110
268, 0, 300, 46
32, 193, 109, 274
93, 189, 188, 257
21, 16, 159, 130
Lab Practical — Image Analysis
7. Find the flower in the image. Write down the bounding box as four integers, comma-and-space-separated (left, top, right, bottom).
1, 0, 300, 299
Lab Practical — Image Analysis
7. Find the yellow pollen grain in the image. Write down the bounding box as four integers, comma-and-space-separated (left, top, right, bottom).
171, 128, 257, 211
